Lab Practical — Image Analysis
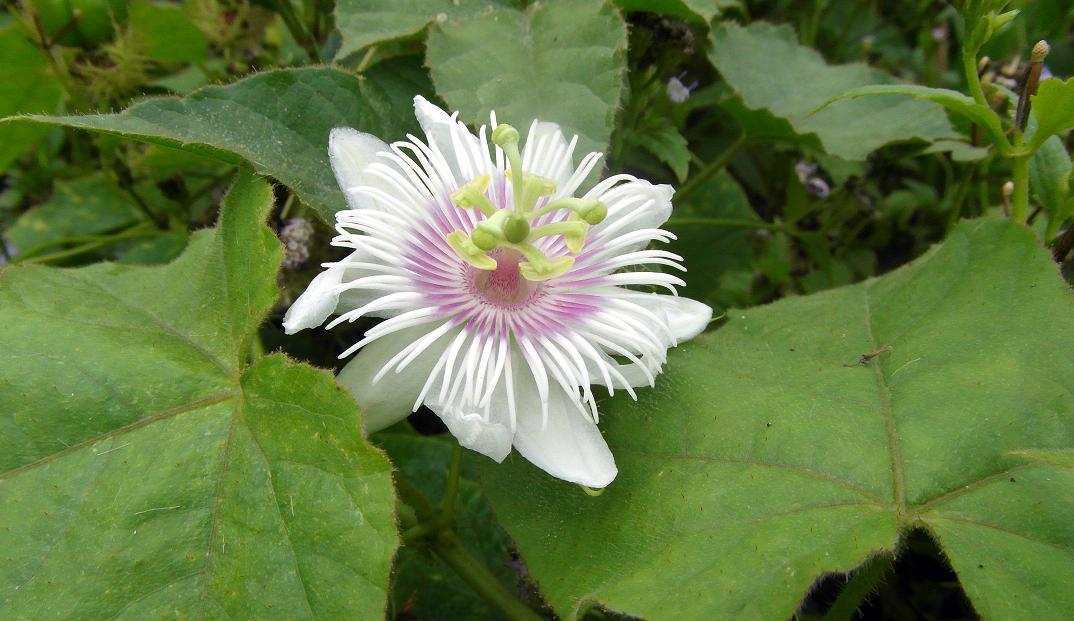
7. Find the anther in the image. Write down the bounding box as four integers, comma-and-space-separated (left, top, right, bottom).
451, 175, 496, 217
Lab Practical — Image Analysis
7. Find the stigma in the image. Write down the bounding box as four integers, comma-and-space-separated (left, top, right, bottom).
445, 123, 607, 282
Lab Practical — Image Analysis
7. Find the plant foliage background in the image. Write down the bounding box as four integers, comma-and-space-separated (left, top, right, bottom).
1, 0, 1073, 620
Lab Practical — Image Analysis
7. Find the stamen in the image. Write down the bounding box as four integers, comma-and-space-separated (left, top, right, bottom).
447, 230, 497, 270
529, 221, 589, 254
443, 121, 608, 281
451, 175, 497, 217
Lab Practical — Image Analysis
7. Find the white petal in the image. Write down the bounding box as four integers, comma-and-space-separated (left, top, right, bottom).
336, 324, 458, 433
283, 263, 347, 334
329, 127, 390, 210
631, 293, 713, 343
425, 341, 515, 463
522, 120, 574, 190
580, 177, 675, 257
512, 381, 618, 488
282, 249, 388, 334
434, 410, 513, 463
413, 95, 481, 183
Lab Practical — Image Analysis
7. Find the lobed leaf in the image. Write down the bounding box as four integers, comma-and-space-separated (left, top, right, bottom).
484, 218, 1074, 620
0, 173, 398, 620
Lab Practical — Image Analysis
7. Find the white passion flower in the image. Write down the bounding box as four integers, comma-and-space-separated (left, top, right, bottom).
284, 96, 712, 488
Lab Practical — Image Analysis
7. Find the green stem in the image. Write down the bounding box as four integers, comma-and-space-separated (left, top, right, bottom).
820, 553, 893, 621
1010, 154, 1030, 224
674, 134, 747, 204
14, 222, 162, 264
440, 443, 463, 523
432, 532, 545, 621
356, 46, 378, 74
392, 465, 545, 621
1045, 211, 1062, 243
961, 43, 988, 108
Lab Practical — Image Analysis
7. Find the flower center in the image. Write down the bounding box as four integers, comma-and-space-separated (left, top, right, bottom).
444, 123, 608, 283
468, 248, 543, 308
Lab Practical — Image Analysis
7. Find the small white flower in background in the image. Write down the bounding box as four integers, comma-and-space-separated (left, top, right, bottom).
284, 96, 711, 488
666, 76, 693, 103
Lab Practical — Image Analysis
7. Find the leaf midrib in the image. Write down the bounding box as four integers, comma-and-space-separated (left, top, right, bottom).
861, 281, 908, 528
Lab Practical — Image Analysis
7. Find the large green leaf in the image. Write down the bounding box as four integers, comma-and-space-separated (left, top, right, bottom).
426, 0, 628, 158
708, 23, 957, 160
334, 0, 517, 60
483, 218, 1074, 620
0, 173, 398, 620
0, 25, 64, 173
4, 61, 430, 222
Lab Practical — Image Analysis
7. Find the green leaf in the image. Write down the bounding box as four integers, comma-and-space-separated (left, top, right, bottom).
629, 125, 691, 181
483, 218, 1074, 620
426, 0, 628, 159
128, 0, 208, 63
0, 173, 398, 620
334, 0, 518, 61
3, 174, 141, 257
1029, 134, 1073, 222
708, 23, 957, 160
0, 25, 64, 173
827, 84, 1008, 152
1028, 77, 1074, 152
5, 62, 428, 222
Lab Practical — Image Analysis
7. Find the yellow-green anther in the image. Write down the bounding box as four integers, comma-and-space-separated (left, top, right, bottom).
503, 213, 530, 244
512, 241, 575, 281
532, 197, 607, 225
520, 255, 575, 282
529, 221, 589, 254
492, 124, 525, 213
447, 230, 497, 270
451, 175, 496, 217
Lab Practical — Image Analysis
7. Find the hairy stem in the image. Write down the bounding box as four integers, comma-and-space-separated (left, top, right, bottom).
432, 532, 545, 621
820, 553, 894, 621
